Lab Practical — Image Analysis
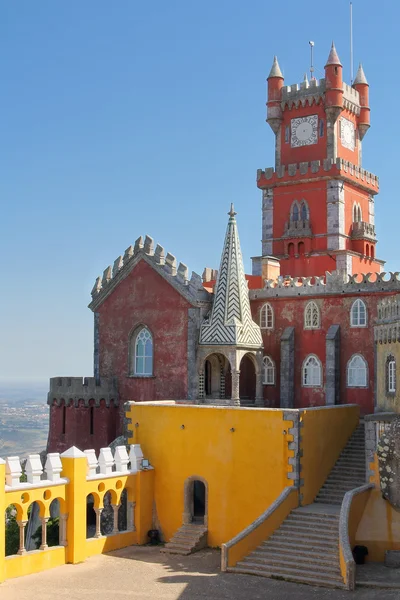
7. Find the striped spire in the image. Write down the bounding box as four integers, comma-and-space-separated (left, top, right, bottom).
199, 206, 262, 347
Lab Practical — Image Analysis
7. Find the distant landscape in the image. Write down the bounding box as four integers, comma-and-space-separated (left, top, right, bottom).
0, 380, 49, 459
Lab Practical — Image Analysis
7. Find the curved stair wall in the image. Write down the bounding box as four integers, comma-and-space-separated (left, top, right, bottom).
339, 484, 374, 590
221, 487, 298, 571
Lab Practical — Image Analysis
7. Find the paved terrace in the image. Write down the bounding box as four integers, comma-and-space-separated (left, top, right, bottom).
3, 548, 400, 600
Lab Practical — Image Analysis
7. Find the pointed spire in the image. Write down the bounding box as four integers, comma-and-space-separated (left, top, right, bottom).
325, 41, 342, 67
268, 56, 283, 79
199, 209, 262, 347
303, 72, 309, 84
353, 63, 368, 85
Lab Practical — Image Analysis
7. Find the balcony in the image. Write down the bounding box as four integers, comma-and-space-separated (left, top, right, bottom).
351, 221, 376, 241
283, 219, 312, 238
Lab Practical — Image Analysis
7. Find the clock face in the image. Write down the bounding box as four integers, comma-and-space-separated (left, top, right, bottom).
341, 118, 355, 151
291, 115, 318, 148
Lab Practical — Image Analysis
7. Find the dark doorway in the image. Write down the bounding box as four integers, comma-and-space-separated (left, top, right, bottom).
239, 354, 256, 402
205, 360, 212, 396
193, 480, 206, 523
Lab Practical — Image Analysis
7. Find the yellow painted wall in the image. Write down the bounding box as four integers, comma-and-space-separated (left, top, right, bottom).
376, 341, 400, 413
300, 406, 360, 505
126, 404, 294, 547
356, 455, 400, 561
5, 547, 66, 580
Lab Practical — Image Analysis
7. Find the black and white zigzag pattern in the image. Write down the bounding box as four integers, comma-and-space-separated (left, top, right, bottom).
199, 215, 262, 347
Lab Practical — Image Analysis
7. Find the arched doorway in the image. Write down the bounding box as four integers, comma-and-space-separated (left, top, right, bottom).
203, 353, 230, 401
239, 353, 256, 403
183, 476, 208, 527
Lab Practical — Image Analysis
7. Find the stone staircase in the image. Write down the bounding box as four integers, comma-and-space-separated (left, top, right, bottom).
161, 523, 207, 555
229, 423, 366, 588
315, 423, 366, 505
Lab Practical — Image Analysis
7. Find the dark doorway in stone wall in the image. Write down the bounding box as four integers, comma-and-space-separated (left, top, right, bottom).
193, 480, 206, 523
239, 354, 256, 403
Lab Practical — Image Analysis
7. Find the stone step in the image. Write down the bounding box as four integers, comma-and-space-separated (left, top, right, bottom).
285, 516, 339, 529
160, 547, 190, 555
278, 523, 339, 537
314, 498, 342, 506
264, 538, 338, 553
240, 557, 342, 578
253, 545, 339, 561
289, 510, 339, 521
272, 528, 338, 543
233, 563, 344, 586
229, 567, 345, 589
250, 550, 338, 569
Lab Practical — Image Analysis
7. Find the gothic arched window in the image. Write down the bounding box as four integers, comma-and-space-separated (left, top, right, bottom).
302, 355, 322, 387
292, 203, 299, 222
260, 303, 274, 329
386, 355, 396, 394
300, 202, 308, 221
350, 299, 367, 327
131, 326, 153, 376
347, 354, 368, 388
304, 301, 320, 329
263, 356, 275, 385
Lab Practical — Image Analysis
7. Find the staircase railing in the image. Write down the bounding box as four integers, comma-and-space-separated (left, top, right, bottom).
221, 486, 298, 571
339, 484, 374, 590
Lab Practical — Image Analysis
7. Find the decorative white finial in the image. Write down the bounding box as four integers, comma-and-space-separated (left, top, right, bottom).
228, 203, 237, 218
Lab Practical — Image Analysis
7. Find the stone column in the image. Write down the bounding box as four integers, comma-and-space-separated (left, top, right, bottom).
17, 520, 28, 555
60, 513, 68, 546
94, 508, 103, 538
231, 370, 241, 406
255, 371, 264, 407
39, 517, 49, 551
127, 501, 136, 532
111, 504, 120, 535
326, 325, 340, 405
280, 327, 295, 408
198, 371, 205, 402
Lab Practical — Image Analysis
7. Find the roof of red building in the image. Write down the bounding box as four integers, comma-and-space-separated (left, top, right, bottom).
202, 274, 263, 293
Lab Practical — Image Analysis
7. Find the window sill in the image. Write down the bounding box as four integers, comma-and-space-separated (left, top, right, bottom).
347, 385, 368, 389
263, 383, 276, 386
350, 325, 368, 329
127, 375, 156, 379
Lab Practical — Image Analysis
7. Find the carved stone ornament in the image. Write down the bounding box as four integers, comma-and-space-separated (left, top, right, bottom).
377, 416, 400, 508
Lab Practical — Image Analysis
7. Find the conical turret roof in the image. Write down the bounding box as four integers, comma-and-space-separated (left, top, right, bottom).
268, 56, 283, 79
325, 42, 342, 67
353, 63, 368, 85
199, 205, 262, 347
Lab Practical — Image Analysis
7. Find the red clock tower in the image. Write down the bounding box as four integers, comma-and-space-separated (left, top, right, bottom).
253, 43, 382, 278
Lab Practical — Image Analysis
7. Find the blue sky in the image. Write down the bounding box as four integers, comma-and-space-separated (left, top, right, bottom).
1, 1, 398, 380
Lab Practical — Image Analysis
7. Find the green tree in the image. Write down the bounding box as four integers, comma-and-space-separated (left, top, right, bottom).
5, 506, 20, 556
32, 517, 60, 549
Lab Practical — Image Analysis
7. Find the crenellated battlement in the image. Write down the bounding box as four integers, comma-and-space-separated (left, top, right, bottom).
257, 157, 379, 192
89, 234, 210, 311
47, 376, 119, 407
249, 270, 400, 300
376, 294, 400, 323
280, 78, 360, 115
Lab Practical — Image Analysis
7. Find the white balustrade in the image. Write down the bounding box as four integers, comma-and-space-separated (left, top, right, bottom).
84, 449, 98, 477
98, 448, 114, 475
114, 446, 129, 473
25, 454, 44, 484
6, 456, 22, 487
45, 453, 63, 481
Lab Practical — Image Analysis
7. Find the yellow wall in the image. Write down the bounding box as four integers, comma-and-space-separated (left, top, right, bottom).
126, 404, 294, 547
300, 406, 360, 505
356, 455, 400, 561
376, 341, 400, 413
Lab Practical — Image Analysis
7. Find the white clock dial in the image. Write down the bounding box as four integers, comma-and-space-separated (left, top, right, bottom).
291, 115, 318, 148
340, 118, 355, 151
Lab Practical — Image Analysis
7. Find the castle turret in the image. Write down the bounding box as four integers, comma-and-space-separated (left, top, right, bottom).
324, 42, 343, 123
353, 63, 370, 140
267, 56, 284, 134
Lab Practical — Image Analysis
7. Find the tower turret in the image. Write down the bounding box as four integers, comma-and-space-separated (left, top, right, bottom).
353, 63, 370, 140
324, 42, 343, 123
267, 56, 284, 134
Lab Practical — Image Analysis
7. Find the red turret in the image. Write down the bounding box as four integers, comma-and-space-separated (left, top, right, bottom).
353, 63, 370, 140
267, 56, 284, 134
324, 42, 343, 122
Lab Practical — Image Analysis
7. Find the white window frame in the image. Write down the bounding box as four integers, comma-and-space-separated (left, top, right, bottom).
263, 356, 275, 385
260, 303, 274, 330
132, 327, 154, 376
350, 299, 367, 328
347, 354, 368, 388
388, 359, 396, 393
302, 354, 322, 388
304, 301, 320, 330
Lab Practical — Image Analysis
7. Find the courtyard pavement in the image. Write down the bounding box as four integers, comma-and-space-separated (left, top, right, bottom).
3, 547, 400, 600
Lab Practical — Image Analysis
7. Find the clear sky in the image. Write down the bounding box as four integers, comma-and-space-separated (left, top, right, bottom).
1, 1, 398, 380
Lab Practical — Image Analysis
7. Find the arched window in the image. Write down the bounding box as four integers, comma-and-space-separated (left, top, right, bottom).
288, 242, 295, 257
131, 327, 153, 376
366, 243, 370, 258
263, 356, 275, 385
358, 206, 362, 222
350, 299, 367, 327
371, 245, 375, 259
292, 203, 299, 222
347, 355, 368, 388
353, 204, 357, 222
300, 202, 308, 221
304, 301, 320, 329
387, 355, 396, 394
260, 303, 274, 329
302, 355, 322, 387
